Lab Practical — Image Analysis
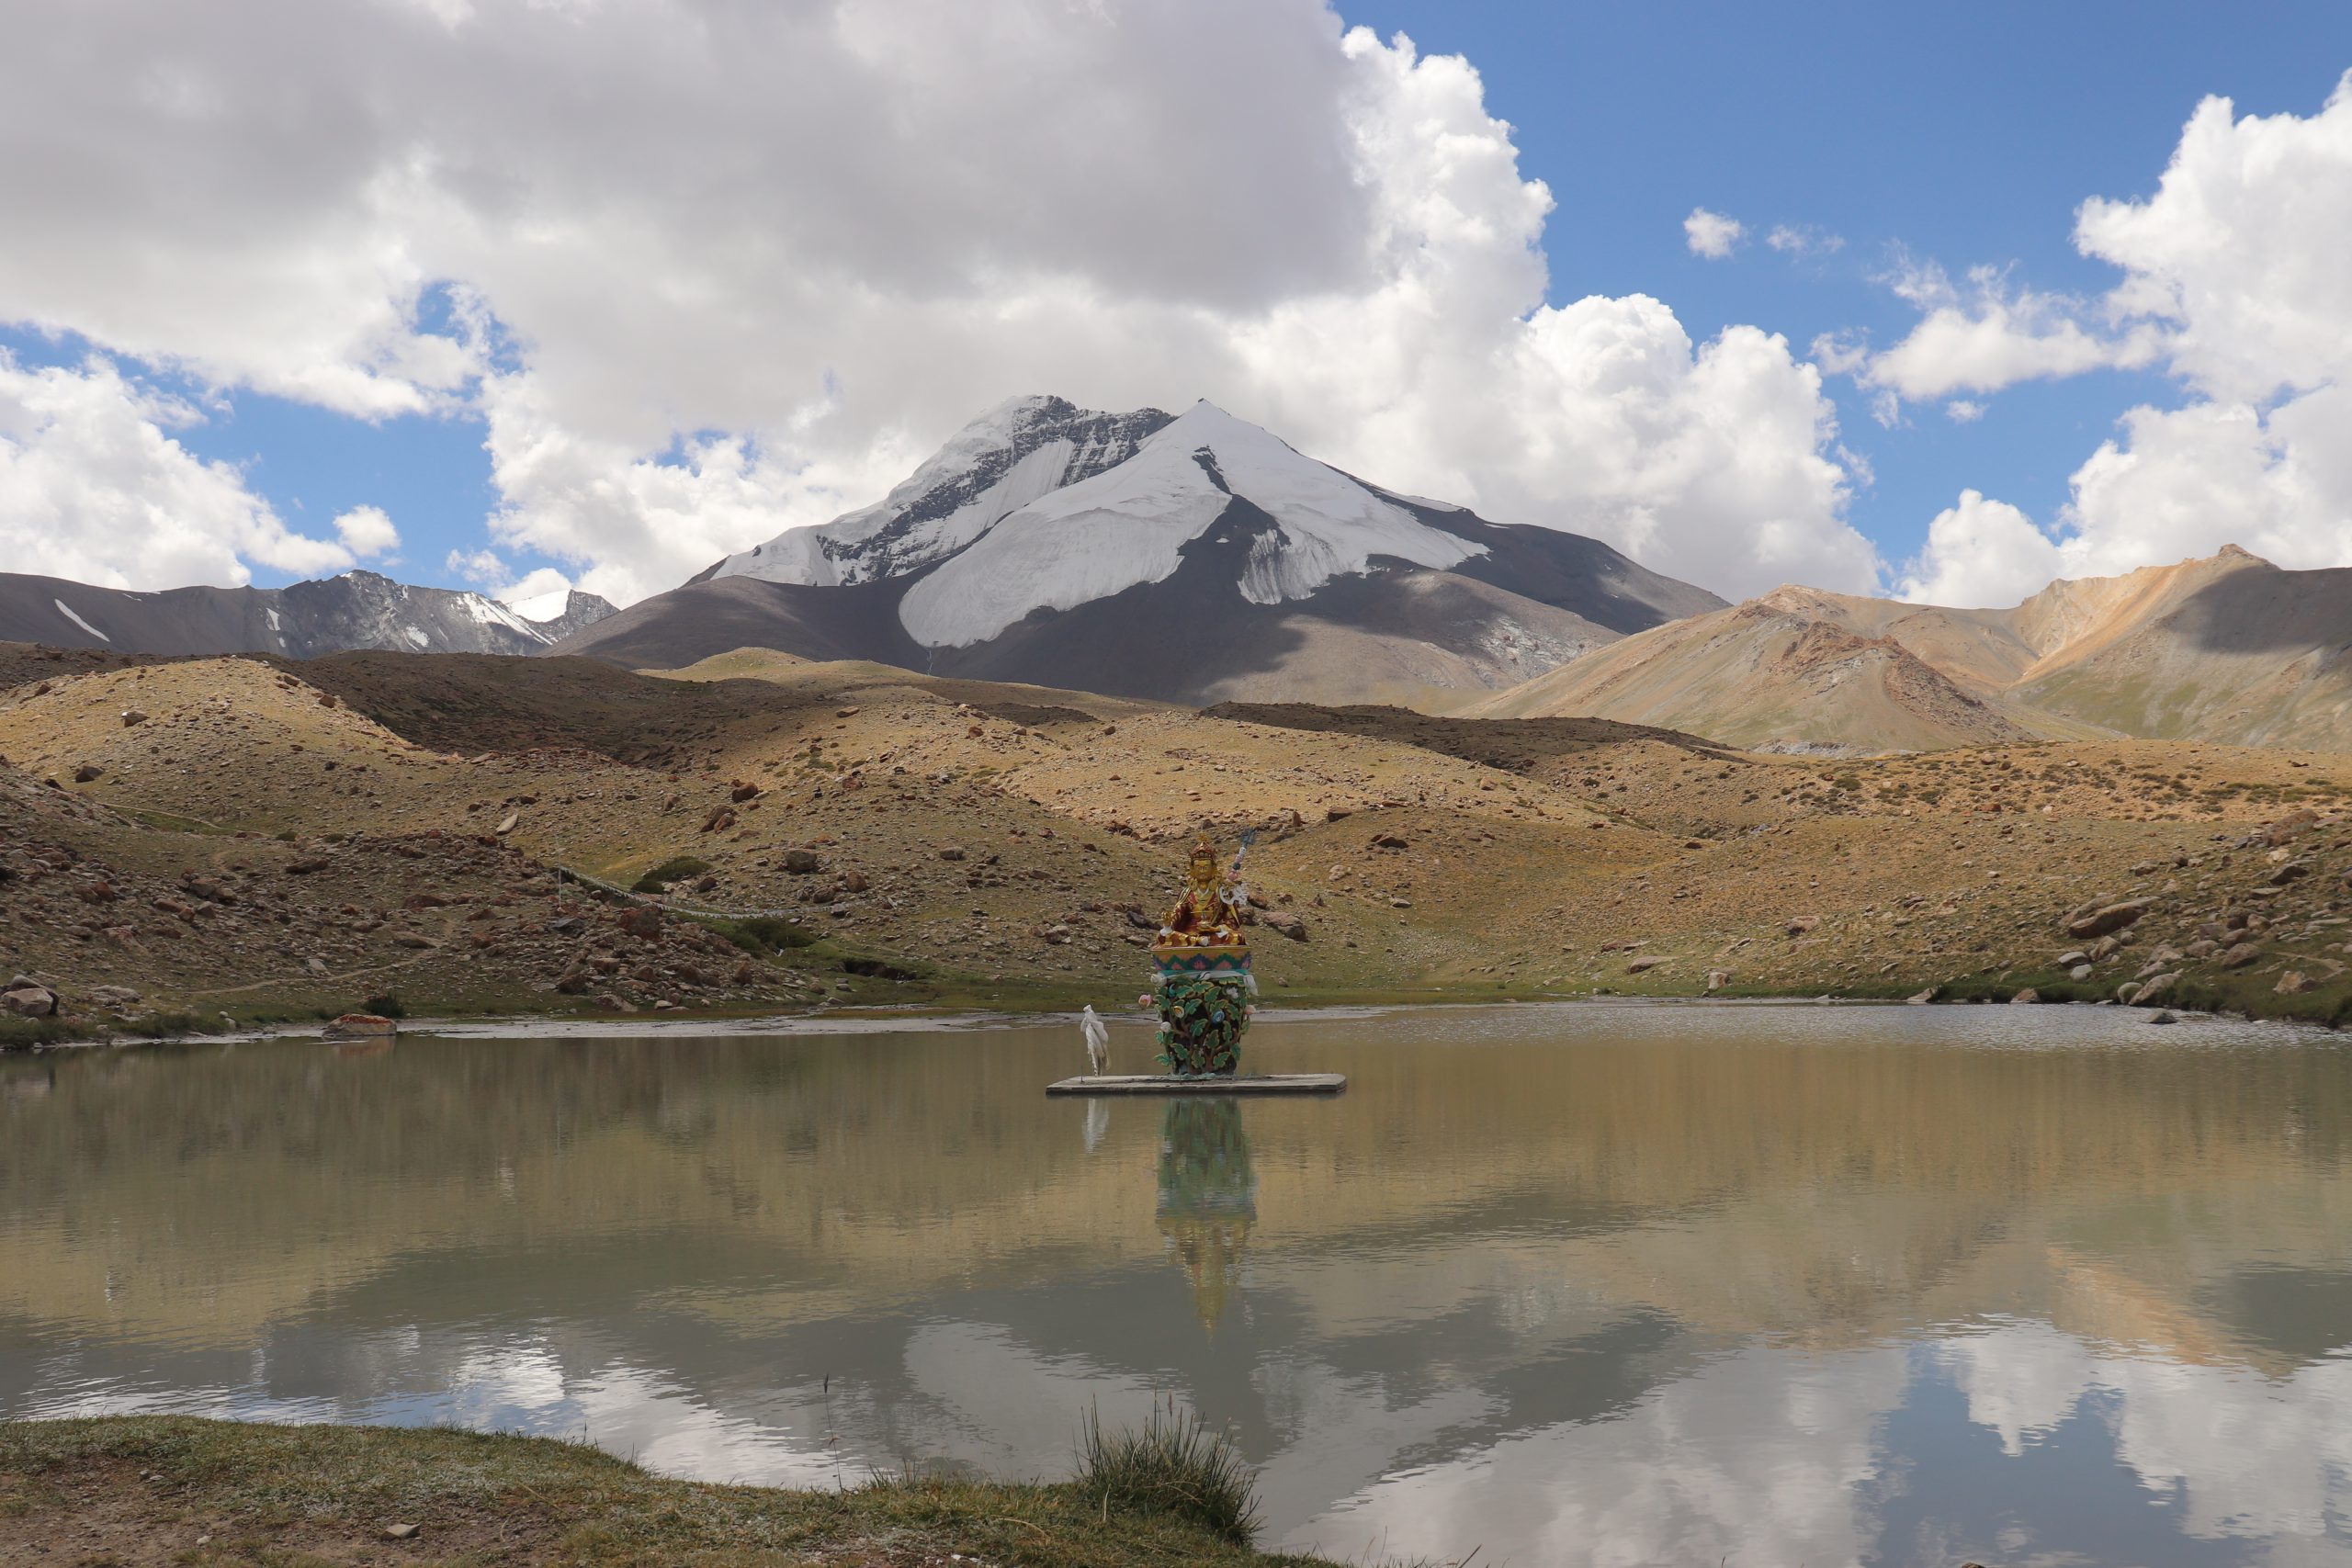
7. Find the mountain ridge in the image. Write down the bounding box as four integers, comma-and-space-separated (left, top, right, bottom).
0, 569, 616, 660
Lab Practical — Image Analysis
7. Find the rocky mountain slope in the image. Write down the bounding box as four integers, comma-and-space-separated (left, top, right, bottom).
1477, 547, 2352, 754
4, 639, 2347, 1036
557, 396, 1722, 705
0, 570, 616, 659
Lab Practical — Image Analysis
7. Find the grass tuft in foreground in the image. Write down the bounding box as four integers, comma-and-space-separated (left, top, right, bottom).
1078, 1396, 1261, 1546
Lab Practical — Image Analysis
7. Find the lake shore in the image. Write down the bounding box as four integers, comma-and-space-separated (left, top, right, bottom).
0, 1416, 1351, 1567
5, 978, 2335, 1057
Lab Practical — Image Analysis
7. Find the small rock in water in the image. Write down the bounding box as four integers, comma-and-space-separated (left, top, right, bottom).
322, 1013, 397, 1042
2148, 1010, 2178, 1025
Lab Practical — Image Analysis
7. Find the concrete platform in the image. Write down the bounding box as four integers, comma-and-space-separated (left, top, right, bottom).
1046, 1073, 1347, 1097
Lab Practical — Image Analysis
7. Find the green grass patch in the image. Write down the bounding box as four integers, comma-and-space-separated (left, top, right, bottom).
695, 913, 820, 956
628, 855, 714, 894
0, 1415, 1349, 1566
0, 1010, 223, 1050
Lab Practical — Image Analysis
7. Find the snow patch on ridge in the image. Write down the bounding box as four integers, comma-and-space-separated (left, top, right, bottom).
52, 599, 108, 642
898, 402, 1484, 648
505, 587, 575, 625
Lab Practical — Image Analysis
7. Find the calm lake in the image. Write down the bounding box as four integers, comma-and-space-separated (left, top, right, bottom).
6, 1003, 2352, 1566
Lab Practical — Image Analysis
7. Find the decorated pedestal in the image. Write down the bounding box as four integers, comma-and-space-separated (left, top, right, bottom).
1048, 830, 1344, 1095
1147, 836, 1258, 1078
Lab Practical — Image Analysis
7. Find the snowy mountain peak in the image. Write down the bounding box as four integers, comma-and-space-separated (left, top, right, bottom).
894, 398, 1487, 648
698, 395, 1170, 589
693, 395, 1491, 650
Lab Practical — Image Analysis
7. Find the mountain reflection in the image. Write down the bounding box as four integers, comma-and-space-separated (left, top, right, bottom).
6, 1003, 2352, 1565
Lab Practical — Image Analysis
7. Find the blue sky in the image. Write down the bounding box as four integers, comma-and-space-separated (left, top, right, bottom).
4, 0, 2348, 607
1344, 0, 2352, 560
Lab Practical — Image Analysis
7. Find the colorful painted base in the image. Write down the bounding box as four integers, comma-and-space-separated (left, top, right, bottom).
1148, 943, 1253, 977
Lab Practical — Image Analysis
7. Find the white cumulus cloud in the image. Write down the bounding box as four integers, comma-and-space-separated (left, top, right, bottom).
1859, 260, 2163, 403
1895, 489, 2062, 607
332, 503, 400, 558
0, 1, 1873, 604
1683, 208, 1746, 259
1868, 72, 2352, 599
0, 351, 355, 588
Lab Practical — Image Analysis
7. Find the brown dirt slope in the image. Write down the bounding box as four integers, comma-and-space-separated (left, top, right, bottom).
1468, 598, 2052, 752
5, 646, 2350, 1032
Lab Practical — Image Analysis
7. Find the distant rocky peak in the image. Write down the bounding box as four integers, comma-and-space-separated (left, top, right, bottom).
505, 589, 619, 643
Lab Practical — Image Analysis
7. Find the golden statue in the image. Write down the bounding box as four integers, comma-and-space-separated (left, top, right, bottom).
1163, 837, 1246, 946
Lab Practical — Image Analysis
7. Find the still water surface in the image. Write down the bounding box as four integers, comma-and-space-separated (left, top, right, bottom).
6, 1004, 2352, 1565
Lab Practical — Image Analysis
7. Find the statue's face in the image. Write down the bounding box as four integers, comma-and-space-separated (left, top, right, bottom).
1188, 845, 1217, 882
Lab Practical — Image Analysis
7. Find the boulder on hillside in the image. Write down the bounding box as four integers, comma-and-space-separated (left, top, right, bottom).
1261, 911, 1309, 942
2, 978, 60, 1017
2266, 809, 2319, 846
2067, 900, 2151, 941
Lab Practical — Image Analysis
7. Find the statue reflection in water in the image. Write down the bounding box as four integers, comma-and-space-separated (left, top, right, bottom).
1155, 1098, 1258, 1333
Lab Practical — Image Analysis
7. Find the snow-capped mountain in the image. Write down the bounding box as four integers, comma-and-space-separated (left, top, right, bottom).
0, 569, 617, 660
560, 396, 1724, 705
699, 395, 1170, 589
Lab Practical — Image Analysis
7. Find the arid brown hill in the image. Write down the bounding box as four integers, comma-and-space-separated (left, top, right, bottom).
1477, 547, 2352, 754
